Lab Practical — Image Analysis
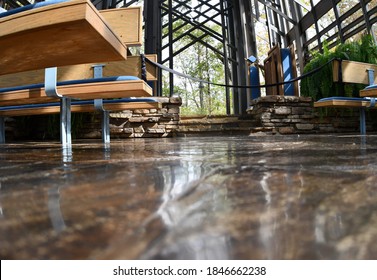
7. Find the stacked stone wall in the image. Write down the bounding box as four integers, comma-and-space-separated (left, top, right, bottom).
7, 95, 377, 140
5, 97, 182, 140
79, 97, 182, 139
247, 96, 316, 134
247, 95, 377, 134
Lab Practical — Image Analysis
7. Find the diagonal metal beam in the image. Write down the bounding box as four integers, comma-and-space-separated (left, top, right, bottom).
160, 1, 223, 39
258, 0, 297, 25
160, 4, 224, 43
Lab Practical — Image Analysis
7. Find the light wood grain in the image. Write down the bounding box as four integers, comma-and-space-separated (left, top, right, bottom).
100, 7, 143, 46
0, 101, 161, 117
0, 0, 127, 76
332, 60, 377, 84
360, 88, 377, 97
314, 99, 374, 108
0, 80, 152, 106
0, 55, 158, 88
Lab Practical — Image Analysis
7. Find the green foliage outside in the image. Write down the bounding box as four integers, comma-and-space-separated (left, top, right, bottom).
161, 20, 228, 116
301, 34, 377, 100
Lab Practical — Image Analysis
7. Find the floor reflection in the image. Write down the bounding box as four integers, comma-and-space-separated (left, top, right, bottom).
140, 161, 233, 259
1, 135, 377, 259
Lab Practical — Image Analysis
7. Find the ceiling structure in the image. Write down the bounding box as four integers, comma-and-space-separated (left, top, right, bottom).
1, 0, 376, 114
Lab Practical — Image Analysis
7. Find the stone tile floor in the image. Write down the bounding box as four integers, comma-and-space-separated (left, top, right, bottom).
1, 135, 377, 259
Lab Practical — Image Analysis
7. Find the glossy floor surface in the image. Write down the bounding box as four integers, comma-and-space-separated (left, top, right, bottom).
1, 135, 377, 260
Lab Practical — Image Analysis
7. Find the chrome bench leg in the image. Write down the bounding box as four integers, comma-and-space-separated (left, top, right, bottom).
102, 111, 110, 144
94, 99, 110, 144
45, 67, 72, 146
0, 117, 5, 144
360, 107, 366, 135
92, 64, 110, 144
60, 97, 72, 147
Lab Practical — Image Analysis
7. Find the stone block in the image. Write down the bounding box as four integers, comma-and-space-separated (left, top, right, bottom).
318, 125, 335, 132
128, 117, 144, 123
295, 123, 314, 130
109, 127, 124, 133
274, 107, 291, 115
278, 127, 295, 134
168, 106, 180, 114
147, 117, 160, 123
261, 122, 274, 127
155, 97, 170, 103
165, 125, 179, 130
145, 113, 163, 118
110, 112, 133, 118
260, 113, 272, 119
169, 96, 183, 105
271, 118, 291, 123
133, 126, 145, 133
123, 128, 134, 134
146, 128, 165, 134
133, 109, 150, 114
158, 108, 169, 114
133, 133, 145, 137
291, 107, 307, 115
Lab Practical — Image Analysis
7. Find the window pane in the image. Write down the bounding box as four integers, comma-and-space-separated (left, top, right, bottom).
317, 8, 335, 32
337, 0, 359, 16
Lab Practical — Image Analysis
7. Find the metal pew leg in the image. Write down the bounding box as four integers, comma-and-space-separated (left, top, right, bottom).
60, 97, 72, 147
0, 117, 5, 144
102, 111, 110, 144
367, 69, 375, 86
94, 99, 110, 144
45, 67, 72, 147
360, 107, 366, 135
92, 64, 110, 144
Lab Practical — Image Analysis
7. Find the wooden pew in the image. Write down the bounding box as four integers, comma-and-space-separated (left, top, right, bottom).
0, 0, 127, 75
0, 55, 158, 89
313, 60, 377, 134
0, 77, 152, 106
0, 98, 161, 117
0, 0, 156, 145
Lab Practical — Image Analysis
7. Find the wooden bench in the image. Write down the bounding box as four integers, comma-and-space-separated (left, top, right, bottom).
313, 60, 377, 134
0, 0, 157, 145
0, 0, 127, 75
0, 98, 161, 117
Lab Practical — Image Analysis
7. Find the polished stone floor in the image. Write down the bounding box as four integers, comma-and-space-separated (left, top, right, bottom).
1, 135, 377, 260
